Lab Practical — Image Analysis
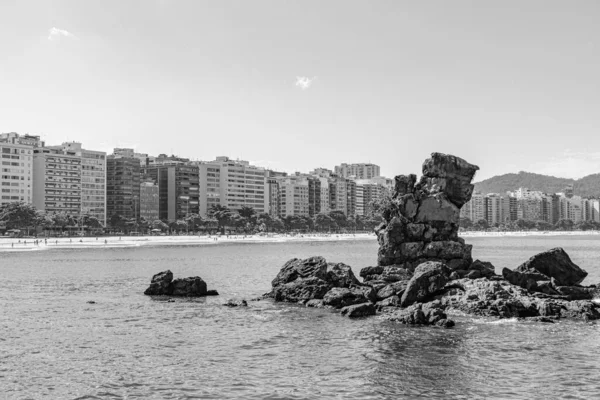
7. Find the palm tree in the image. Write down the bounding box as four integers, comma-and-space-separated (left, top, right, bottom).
208, 204, 233, 233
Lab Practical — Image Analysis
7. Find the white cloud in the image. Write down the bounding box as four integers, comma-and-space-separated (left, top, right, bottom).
527, 149, 600, 179
48, 27, 76, 41
295, 76, 316, 90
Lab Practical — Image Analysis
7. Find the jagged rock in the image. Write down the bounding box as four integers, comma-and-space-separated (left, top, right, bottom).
361, 265, 412, 283
327, 262, 360, 287
224, 299, 248, 307
468, 260, 496, 278
554, 286, 598, 300
305, 299, 324, 308
400, 261, 450, 307
323, 286, 375, 309
415, 194, 460, 224
439, 278, 600, 320
144, 270, 217, 297
272, 276, 331, 302
268, 256, 362, 304
515, 248, 588, 286
376, 281, 408, 300
386, 301, 454, 327
144, 270, 174, 295
502, 267, 549, 291
376, 295, 401, 310
359, 266, 383, 279
394, 174, 417, 197
172, 277, 207, 296
340, 302, 376, 318
271, 257, 328, 288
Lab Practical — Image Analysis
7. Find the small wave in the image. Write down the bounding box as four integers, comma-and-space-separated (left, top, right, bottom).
486, 318, 519, 324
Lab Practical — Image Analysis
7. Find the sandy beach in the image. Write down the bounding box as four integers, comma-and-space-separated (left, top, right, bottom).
0, 232, 378, 252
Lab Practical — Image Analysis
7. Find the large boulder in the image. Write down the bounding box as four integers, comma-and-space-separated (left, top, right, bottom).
268, 257, 362, 304
340, 302, 376, 318
322, 287, 375, 309
144, 270, 217, 297
400, 261, 450, 307
144, 270, 174, 295
271, 276, 331, 303
515, 248, 587, 286
172, 277, 208, 296
386, 301, 455, 327
502, 267, 549, 292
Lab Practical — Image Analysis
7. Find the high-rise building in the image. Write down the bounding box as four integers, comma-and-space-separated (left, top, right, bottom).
0, 134, 37, 206
486, 194, 502, 225
140, 181, 159, 221
33, 142, 106, 224
106, 154, 141, 221
199, 157, 267, 215
329, 176, 348, 215
143, 164, 199, 221
354, 179, 389, 217
278, 175, 309, 217
590, 199, 600, 222
461, 192, 486, 222
264, 170, 287, 218
334, 163, 381, 180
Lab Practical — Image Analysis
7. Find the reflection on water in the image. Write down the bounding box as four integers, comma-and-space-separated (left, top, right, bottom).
1, 237, 600, 399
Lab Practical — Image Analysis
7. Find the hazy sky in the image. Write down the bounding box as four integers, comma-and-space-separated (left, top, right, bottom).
2, 0, 600, 181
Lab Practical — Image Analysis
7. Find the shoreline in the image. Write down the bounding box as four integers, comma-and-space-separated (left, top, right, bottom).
0, 233, 377, 252
1, 230, 599, 252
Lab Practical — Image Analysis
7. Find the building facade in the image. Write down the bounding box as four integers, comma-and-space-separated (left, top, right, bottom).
106, 155, 141, 221
139, 181, 159, 221
334, 163, 380, 180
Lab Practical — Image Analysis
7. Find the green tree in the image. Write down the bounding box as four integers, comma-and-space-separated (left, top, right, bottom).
152, 219, 169, 232
208, 204, 233, 232
459, 217, 473, 229
474, 219, 489, 231
0, 202, 38, 234
328, 210, 348, 231
315, 213, 335, 232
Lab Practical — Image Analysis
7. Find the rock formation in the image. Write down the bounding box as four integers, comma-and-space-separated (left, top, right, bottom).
264, 152, 600, 326
144, 270, 219, 297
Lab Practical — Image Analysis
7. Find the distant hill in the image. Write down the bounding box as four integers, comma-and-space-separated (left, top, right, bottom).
473, 171, 600, 199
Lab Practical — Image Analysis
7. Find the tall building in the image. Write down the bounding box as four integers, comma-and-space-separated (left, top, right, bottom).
334, 163, 380, 180
199, 157, 267, 215
513, 188, 544, 222
139, 181, 159, 221
33, 142, 106, 224
461, 192, 486, 222
264, 170, 287, 218
0, 134, 37, 206
329, 176, 348, 215
590, 199, 600, 222
106, 154, 141, 221
278, 175, 309, 217
501, 195, 518, 222
143, 164, 200, 221
354, 179, 389, 217
486, 194, 502, 225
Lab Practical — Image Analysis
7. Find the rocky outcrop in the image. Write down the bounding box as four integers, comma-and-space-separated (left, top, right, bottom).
438, 278, 600, 320
267, 257, 361, 303
262, 153, 600, 326
400, 261, 450, 307
515, 247, 587, 286
144, 270, 219, 297
386, 301, 455, 328
376, 153, 478, 270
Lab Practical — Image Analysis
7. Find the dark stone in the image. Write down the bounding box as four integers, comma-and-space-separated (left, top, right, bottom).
400, 261, 450, 307
271, 257, 328, 288
206, 290, 219, 296
502, 267, 549, 291
469, 260, 496, 278
376, 295, 401, 310
360, 266, 383, 279
554, 286, 597, 300
386, 300, 454, 327
466, 270, 481, 279
272, 276, 331, 302
144, 269, 174, 295
340, 302, 376, 318
323, 287, 374, 309
327, 262, 360, 288
515, 248, 587, 286
376, 281, 408, 300
224, 299, 248, 307
86, 300, 96, 304
394, 174, 417, 197
305, 299, 324, 308
172, 277, 208, 297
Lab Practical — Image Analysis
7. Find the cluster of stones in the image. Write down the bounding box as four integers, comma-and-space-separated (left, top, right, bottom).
265, 153, 600, 326
144, 270, 219, 297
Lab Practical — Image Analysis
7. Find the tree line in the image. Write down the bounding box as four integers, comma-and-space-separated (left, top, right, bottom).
460, 217, 600, 232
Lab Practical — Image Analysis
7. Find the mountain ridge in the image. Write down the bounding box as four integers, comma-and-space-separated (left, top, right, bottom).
473, 171, 600, 199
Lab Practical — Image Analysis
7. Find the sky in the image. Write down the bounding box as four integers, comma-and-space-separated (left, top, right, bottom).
1, 0, 600, 181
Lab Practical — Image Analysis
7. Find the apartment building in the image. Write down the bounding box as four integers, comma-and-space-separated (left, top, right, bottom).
329, 177, 348, 215
140, 181, 159, 221
143, 164, 200, 221
334, 163, 380, 180
202, 157, 267, 214
0, 134, 37, 206
278, 175, 310, 217
106, 154, 141, 221
33, 146, 83, 219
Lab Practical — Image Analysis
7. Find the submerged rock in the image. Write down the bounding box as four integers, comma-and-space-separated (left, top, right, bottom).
224, 299, 248, 307
340, 302, 376, 318
144, 270, 218, 297
386, 301, 454, 328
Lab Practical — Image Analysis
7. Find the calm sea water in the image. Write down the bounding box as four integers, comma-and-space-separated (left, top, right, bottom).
2, 236, 600, 399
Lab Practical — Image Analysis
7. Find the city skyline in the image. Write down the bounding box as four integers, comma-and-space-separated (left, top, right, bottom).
3, 1, 600, 181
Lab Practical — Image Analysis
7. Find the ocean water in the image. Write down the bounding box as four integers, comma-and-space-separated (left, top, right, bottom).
2, 236, 600, 399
